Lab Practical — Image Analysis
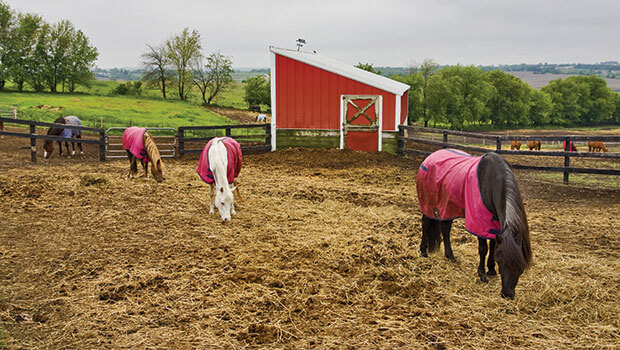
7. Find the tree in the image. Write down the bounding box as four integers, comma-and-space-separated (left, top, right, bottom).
243, 75, 270, 107
141, 43, 171, 99
166, 28, 202, 101
406, 58, 439, 126
193, 51, 233, 105
392, 72, 424, 125
5, 12, 42, 91
355, 62, 381, 75
65, 29, 98, 92
484, 70, 531, 126
45, 20, 74, 92
0, 0, 14, 90
542, 78, 589, 125
438, 65, 493, 129
528, 89, 552, 126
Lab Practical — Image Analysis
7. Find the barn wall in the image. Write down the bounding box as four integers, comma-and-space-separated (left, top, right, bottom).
275, 55, 398, 131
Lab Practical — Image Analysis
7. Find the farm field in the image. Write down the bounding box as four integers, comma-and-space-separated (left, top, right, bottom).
1, 136, 619, 348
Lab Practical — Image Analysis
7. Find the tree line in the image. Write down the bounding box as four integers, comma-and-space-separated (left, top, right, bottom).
0, 1, 98, 92
388, 60, 620, 129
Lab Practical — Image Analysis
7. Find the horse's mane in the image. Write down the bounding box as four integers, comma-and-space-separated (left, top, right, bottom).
143, 131, 161, 163
495, 157, 532, 274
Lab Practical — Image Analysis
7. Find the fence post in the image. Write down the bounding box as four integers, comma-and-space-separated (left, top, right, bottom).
99, 130, 106, 161
496, 137, 501, 152
442, 131, 448, 148
563, 137, 570, 184
178, 128, 185, 157
225, 127, 231, 137
397, 125, 405, 156
30, 125, 36, 163
265, 124, 271, 148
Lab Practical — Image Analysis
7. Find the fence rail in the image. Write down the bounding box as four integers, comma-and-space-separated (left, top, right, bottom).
0, 117, 106, 162
398, 125, 620, 183
178, 123, 271, 155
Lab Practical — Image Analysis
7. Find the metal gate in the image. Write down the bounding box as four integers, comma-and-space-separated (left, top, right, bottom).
105, 127, 177, 159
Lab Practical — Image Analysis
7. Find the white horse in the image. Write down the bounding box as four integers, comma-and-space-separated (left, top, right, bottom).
197, 137, 242, 223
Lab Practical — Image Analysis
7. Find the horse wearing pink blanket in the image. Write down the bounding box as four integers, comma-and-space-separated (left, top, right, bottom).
197, 137, 242, 223
416, 149, 532, 299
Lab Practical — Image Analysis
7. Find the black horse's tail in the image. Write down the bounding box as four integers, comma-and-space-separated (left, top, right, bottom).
427, 219, 442, 253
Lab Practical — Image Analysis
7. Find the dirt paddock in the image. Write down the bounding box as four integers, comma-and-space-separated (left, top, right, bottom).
0, 138, 619, 348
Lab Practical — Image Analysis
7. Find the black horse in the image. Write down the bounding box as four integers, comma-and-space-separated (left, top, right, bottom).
417, 149, 532, 299
43, 116, 83, 159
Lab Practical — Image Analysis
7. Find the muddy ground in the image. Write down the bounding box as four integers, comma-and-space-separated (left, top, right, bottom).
0, 135, 619, 349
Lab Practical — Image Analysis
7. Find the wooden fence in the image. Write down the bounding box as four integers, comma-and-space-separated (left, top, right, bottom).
178, 123, 271, 155
0, 117, 106, 162
398, 125, 620, 183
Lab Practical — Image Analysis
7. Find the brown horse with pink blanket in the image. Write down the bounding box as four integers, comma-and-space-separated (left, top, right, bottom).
122, 127, 164, 182
417, 149, 532, 299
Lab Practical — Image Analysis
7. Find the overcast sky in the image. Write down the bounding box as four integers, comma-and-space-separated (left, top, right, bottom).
6, 0, 620, 69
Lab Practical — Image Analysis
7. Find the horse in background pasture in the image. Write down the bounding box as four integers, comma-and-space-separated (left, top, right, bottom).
416, 149, 532, 299
197, 137, 242, 224
527, 140, 541, 150
510, 141, 521, 150
588, 141, 608, 152
43, 116, 83, 159
122, 127, 164, 182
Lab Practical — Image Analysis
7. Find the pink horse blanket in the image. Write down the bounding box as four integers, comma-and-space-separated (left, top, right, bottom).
416, 149, 500, 240
197, 137, 242, 185
122, 127, 149, 163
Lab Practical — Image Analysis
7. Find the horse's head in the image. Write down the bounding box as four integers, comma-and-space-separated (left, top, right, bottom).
151, 158, 164, 182
214, 184, 235, 224
43, 140, 54, 159
495, 225, 531, 299
144, 132, 164, 182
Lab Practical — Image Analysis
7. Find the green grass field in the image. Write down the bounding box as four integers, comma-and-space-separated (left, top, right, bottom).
0, 80, 253, 129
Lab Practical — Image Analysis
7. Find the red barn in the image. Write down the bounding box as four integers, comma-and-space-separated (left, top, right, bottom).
269, 47, 410, 152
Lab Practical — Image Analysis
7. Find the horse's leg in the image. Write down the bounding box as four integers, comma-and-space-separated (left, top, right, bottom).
209, 184, 215, 214
78, 135, 84, 155
487, 239, 497, 276
127, 152, 137, 178
233, 180, 242, 201
440, 220, 455, 262
477, 238, 489, 283
142, 161, 148, 178
65, 142, 71, 157
71, 142, 76, 156
57, 141, 63, 157
420, 215, 432, 257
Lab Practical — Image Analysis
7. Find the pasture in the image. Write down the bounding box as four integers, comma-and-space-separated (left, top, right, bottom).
0, 135, 619, 349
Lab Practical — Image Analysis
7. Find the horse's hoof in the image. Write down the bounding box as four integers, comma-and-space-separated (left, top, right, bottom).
420, 251, 428, 258
479, 274, 489, 283
486, 269, 497, 276
446, 255, 456, 262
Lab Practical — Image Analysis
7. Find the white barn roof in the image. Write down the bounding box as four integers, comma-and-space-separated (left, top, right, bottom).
270, 47, 410, 96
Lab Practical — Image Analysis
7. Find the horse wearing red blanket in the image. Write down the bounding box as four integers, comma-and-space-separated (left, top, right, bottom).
197, 137, 242, 223
416, 149, 532, 299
